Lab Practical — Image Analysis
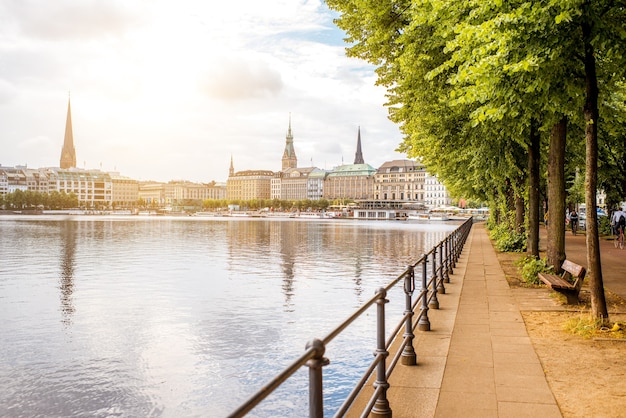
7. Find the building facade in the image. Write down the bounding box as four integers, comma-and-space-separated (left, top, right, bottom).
424, 173, 452, 208
44, 168, 112, 208
324, 164, 376, 200
227, 170, 274, 201
374, 159, 426, 202
110, 174, 139, 208
271, 167, 322, 200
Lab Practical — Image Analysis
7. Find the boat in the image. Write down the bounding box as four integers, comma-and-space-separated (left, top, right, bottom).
194, 211, 220, 217
407, 212, 449, 221
294, 212, 326, 219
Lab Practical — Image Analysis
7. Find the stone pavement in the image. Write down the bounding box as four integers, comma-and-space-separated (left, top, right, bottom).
347, 221, 626, 417
355, 223, 563, 418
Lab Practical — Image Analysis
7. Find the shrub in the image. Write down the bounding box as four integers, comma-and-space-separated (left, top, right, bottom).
599, 215, 612, 236
516, 256, 553, 285
489, 223, 526, 252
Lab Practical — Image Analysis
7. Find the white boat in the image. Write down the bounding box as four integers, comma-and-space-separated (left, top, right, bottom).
295, 212, 325, 219
194, 211, 220, 217
408, 212, 449, 221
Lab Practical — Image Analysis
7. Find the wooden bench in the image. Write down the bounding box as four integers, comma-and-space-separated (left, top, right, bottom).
538, 259, 586, 304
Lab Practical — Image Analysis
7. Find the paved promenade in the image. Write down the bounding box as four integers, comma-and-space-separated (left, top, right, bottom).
370, 223, 562, 418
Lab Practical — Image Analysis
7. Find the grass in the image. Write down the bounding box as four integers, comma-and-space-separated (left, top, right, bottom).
563, 314, 626, 340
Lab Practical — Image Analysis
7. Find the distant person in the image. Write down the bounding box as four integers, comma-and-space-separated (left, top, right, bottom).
569, 210, 579, 235
612, 207, 626, 235
544, 211, 548, 227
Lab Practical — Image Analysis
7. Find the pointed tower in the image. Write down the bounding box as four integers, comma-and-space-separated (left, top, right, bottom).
353, 126, 365, 164
281, 114, 297, 171
229, 155, 235, 177
60, 96, 77, 169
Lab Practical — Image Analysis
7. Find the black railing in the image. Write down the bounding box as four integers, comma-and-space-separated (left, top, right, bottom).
228, 217, 473, 418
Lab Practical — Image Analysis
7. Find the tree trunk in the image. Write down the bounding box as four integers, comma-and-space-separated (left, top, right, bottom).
527, 121, 541, 258
582, 15, 608, 320
515, 191, 525, 234
547, 118, 567, 272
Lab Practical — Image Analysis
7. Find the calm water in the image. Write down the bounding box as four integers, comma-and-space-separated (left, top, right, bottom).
0, 215, 457, 417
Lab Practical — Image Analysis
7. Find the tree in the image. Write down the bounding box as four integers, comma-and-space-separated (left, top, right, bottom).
327, 0, 626, 319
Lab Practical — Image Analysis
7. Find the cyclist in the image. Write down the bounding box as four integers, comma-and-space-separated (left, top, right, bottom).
611, 207, 626, 249
569, 209, 579, 235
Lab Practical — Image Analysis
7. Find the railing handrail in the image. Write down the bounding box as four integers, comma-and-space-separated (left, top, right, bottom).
227, 217, 473, 418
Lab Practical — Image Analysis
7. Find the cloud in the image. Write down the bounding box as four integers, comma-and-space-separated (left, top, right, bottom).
200, 58, 284, 101
2, 0, 142, 40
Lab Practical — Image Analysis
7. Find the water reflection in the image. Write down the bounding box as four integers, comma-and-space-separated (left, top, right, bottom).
59, 220, 76, 325
277, 222, 296, 311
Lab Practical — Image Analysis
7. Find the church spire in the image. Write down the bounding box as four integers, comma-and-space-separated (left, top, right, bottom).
281, 113, 297, 171
229, 154, 234, 177
353, 126, 364, 164
59, 94, 77, 169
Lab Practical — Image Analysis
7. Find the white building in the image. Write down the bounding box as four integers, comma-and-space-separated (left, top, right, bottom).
424, 173, 452, 208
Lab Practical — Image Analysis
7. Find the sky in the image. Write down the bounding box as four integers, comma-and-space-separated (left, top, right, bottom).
0, 0, 407, 183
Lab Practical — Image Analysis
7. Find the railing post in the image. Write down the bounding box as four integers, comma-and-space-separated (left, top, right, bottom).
417, 257, 430, 331
440, 241, 449, 284
371, 288, 391, 418
401, 265, 416, 366
305, 338, 329, 418
429, 251, 440, 309
448, 235, 455, 274
435, 247, 445, 294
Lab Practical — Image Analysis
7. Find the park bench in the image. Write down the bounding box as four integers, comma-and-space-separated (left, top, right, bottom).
538, 259, 586, 304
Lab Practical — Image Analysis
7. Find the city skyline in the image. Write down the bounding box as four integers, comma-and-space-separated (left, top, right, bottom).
0, 1, 407, 184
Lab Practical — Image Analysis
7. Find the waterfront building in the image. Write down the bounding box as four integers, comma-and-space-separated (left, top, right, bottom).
164, 180, 226, 203
110, 173, 139, 208
324, 164, 376, 200
227, 168, 274, 201
138, 182, 166, 206
424, 173, 452, 208
44, 168, 112, 208
271, 167, 323, 200
323, 129, 376, 200
0, 169, 7, 195
307, 170, 327, 201
0, 166, 28, 194
0, 166, 50, 195
374, 159, 426, 203
59, 97, 77, 169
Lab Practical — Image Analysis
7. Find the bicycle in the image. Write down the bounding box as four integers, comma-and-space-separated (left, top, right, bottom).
571, 219, 578, 236
614, 225, 624, 249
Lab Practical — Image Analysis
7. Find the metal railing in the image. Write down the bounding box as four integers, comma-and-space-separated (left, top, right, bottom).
228, 217, 473, 418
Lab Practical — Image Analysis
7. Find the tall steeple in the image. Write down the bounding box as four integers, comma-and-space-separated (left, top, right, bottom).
353, 126, 365, 164
59, 95, 77, 169
281, 113, 297, 171
229, 155, 234, 177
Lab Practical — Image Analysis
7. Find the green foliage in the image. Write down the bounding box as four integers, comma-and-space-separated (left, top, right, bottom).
489, 222, 526, 252
2, 190, 78, 210
599, 215, 612, 236
516, 255, 552, 285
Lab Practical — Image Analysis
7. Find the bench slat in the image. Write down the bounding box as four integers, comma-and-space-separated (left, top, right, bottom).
538, 273, 575, 290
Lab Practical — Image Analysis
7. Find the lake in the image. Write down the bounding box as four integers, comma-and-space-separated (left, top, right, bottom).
0, 215, 457, 417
